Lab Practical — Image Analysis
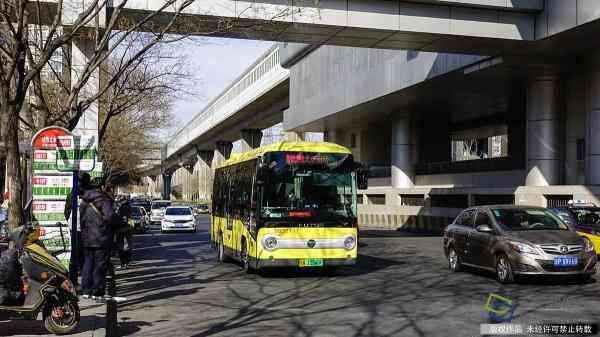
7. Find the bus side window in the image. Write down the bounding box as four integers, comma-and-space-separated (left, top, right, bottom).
231, 166, 241, 218
240, 162, 252, 218
213, 170, 221, 216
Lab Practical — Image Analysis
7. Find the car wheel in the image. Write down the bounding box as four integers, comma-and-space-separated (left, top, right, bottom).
496, 254, 515, 284
448, 247, 462, 272
240, 240, 253, 274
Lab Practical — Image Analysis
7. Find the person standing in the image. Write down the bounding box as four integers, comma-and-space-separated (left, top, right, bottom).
79, 181, 116, 300
64, 172, 91, 274
115, 199, 133, 269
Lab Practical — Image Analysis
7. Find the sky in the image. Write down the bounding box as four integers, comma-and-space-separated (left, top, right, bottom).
169, 37, 274, 126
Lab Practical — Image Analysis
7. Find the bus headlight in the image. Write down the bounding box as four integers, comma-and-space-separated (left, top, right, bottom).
344, 236, 356, 250
263, 236, 278, 251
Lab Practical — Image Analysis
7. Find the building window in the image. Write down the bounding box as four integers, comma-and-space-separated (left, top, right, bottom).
471, 194, 515, 206
400, 194, 425, 206
546, 195, 573, 208
577, 138, 585, 161
451, 125, 508, 162
350, 134, 356, 148
367, 194, 386, 205
430, 194, 469, 209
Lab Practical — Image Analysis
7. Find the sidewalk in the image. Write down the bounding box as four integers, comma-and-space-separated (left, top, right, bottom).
3, 256, 122, 337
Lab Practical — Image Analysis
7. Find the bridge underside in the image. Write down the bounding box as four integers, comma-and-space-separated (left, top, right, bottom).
161, 78, 289, 170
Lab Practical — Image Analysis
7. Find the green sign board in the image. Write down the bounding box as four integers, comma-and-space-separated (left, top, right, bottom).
56, 135, 97, 172
30, 127, 77, 268
32, 175, 72, 200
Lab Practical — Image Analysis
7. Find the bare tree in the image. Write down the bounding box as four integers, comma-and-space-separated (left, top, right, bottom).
0, 0, 197, 228
99, 45, 186, 185
0, 0, 299, 229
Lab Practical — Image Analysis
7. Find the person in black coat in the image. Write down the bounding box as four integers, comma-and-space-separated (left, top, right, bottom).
0, 248, 23, 305
79, 183, 117, 299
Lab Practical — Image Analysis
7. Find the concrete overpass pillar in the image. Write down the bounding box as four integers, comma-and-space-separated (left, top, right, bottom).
525, 75, 561, 186
391, 114, 414, 188
71, 37, 100, 136
586, 53, 600, 185
241, 129, 263, 151
216, 141, 233, 161
162, 172, 172, 200
197, 150, 214, 201
213, 141, 233, 174
284, 131, 304, 141
325, 130, 346, 146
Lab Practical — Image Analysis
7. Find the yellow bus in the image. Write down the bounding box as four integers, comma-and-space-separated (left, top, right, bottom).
211, 141, 368, 272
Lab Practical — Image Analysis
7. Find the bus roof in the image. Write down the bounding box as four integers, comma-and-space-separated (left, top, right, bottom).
219, 141, 352, 168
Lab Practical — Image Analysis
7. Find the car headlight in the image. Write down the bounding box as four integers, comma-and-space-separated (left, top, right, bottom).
509, 241, 539, 255
262, 236, 278, 251
344, 236, 356, 250
584, 238, 595, 253
163, 221, 173, 227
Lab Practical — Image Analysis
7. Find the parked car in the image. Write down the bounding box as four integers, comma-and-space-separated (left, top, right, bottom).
131, 200, 151, 213
161, 206, 196, 233
150, 200, 172, 226
194, 204, 210, 215
129, 206, 149, 232
443, 205, 597, 283
551, 202, 600, 255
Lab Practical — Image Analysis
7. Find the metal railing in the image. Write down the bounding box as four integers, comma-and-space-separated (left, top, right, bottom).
166, 45, 286, 158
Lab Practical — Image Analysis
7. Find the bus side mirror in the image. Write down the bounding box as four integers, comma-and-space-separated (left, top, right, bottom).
356, 165, 369, 190
256, 165, 269, 186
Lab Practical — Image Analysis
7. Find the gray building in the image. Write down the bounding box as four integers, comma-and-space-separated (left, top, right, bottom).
133, 1, 600, 231
279, 29, 600, 230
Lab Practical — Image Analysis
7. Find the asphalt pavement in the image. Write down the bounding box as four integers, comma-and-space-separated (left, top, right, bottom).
4, 215, 600, 337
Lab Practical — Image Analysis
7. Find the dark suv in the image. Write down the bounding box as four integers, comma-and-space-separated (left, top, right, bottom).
443, 205, 597, 283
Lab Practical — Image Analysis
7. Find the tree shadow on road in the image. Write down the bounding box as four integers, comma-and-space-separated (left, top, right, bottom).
0, 314, 101, 336
256, 254, 404, 279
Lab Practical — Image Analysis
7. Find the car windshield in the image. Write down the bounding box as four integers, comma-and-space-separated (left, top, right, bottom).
260, 152, 357, 221
152, 202, 171, 209
131, 208, 143, 216
571, 208, 600, 225
165, 208, 191, 216
492, 208, 569, 231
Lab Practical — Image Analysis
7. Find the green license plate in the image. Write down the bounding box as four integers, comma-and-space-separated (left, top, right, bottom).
299, 258, 324, 267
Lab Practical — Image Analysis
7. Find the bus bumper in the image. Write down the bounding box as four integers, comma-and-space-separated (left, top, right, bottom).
256, 258, 356, 269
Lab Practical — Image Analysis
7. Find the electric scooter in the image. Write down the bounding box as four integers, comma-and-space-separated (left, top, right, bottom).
0, 223, 80, 335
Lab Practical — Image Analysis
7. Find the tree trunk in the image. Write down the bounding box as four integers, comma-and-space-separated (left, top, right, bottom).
5, 103, 23, 231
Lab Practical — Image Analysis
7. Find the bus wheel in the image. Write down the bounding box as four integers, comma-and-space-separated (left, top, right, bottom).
241, 241, 253, 274
218, 234, 228, 263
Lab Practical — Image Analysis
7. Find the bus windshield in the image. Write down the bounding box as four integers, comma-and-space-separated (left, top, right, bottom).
260, 152, 357, 221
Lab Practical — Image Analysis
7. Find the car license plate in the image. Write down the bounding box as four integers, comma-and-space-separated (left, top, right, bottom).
299, 258, 323, 267
175, 223, 184, 228
554, 256, 578, 267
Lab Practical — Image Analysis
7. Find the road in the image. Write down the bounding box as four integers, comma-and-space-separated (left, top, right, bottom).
5, 215, 600, 337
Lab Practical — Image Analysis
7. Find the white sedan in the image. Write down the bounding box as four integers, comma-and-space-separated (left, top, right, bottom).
161, 206, 196, 233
